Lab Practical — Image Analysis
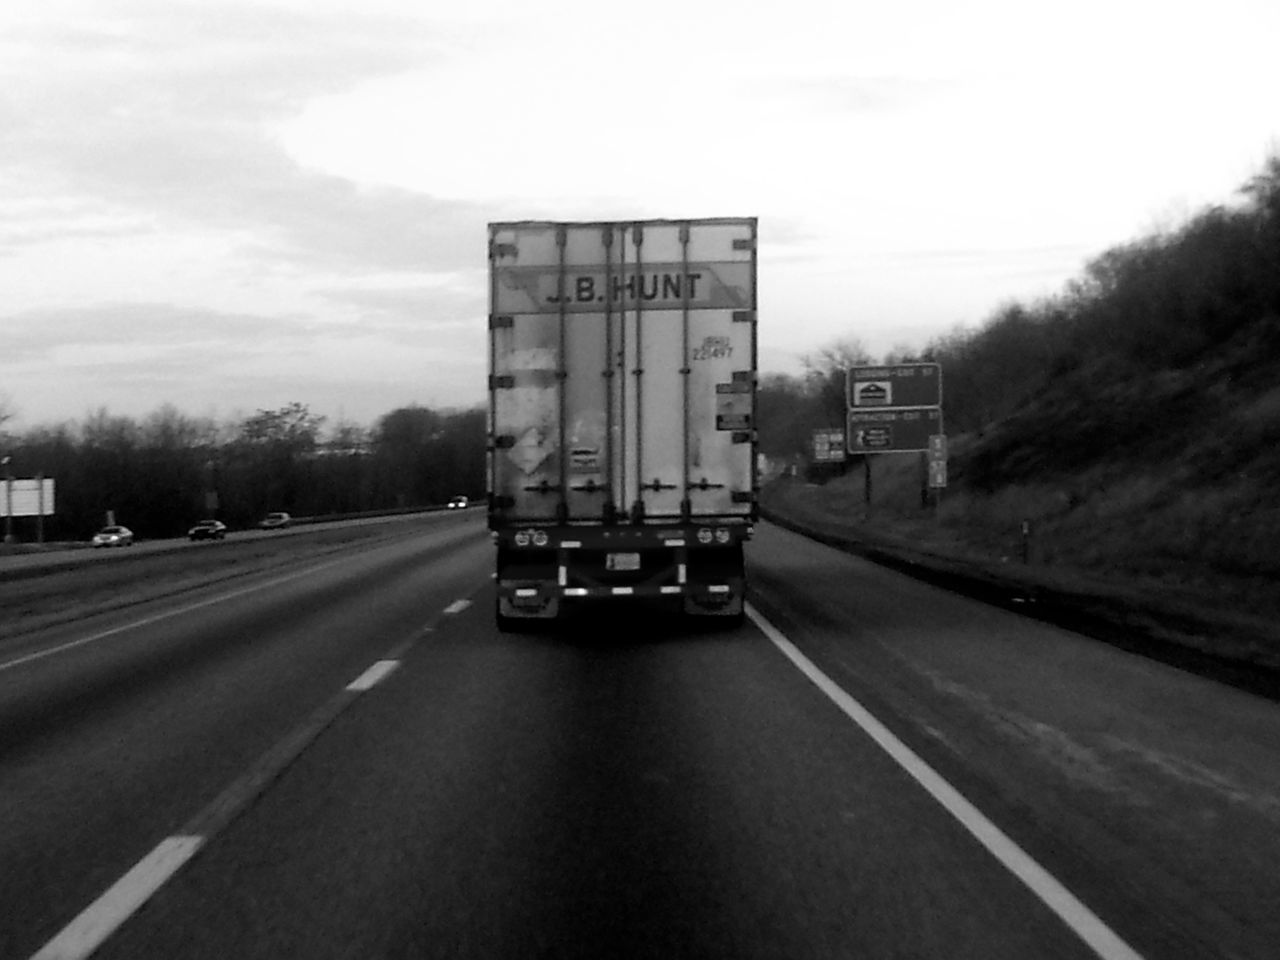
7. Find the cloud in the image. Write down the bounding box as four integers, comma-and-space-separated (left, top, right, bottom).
1, 2, 495, 274
761, 76, 951, 115
3, 302, 322, 364
1, 298, 487, 428
315, 279, 485, 330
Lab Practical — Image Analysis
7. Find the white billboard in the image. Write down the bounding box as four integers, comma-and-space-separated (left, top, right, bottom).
1, 478, 56, 517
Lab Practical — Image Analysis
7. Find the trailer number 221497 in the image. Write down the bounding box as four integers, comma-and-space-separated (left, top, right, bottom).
692, 337, 732, 361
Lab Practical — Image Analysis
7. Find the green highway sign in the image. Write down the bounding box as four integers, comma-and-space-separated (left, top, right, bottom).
847, 408, 943, 453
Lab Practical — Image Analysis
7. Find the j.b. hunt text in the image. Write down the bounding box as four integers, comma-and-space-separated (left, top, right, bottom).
546, 271, 705, 306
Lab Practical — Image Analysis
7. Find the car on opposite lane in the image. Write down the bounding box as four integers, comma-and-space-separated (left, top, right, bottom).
447, 496, 469, 510
258, 511, 292, 530
188, 519, 228, 541
91, 525, 134, 548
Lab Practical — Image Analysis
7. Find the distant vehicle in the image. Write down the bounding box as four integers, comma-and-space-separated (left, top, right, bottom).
92, 525, 134, 548
447, 496, 469, 510
258, 511, 292, 530
187, 519, 227, 541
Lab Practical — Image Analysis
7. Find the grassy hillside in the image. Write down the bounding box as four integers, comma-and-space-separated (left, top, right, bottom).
761, 157, 1280, 672
767, 331, 1280, 618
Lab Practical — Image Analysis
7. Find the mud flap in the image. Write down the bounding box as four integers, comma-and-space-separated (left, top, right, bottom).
496, 593, 560, 632
683, 593, 744, 618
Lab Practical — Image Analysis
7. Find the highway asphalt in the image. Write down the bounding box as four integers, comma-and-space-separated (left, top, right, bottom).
4, 517, 1278, 959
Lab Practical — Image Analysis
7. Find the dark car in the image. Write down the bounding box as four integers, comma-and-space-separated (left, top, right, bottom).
258, 511, 292, 530
447, 495, 469, 510
187, 519, 227, 541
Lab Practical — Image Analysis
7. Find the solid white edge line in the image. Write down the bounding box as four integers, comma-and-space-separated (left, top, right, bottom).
744, 602, 1146, 960
443, 599, 471, 615
30, 835, 205, 960
345, 659, 399, 692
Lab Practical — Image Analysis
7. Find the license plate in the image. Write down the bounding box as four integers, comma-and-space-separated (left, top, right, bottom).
606, 552, 641, 571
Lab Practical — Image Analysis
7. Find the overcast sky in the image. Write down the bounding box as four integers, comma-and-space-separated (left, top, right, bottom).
3, 0, 1279, 432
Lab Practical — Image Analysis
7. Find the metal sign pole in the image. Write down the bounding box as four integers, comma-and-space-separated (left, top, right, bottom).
863, 454, 872, 521
2, 456, 12, 544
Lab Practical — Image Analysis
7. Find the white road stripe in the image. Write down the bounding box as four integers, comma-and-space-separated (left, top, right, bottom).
443, 599, 471, 615
745, 602, 1146, 960
345, 659, 399, 692
30, 835, 205, 960
26, 582, 493, 959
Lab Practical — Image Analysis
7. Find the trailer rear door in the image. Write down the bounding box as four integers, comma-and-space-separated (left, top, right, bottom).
489, 218, 757, 525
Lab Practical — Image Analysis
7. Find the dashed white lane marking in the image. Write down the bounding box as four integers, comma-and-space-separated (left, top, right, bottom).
745, 602, 1146, 960
27, 581, 493, 959
30, 835, 204, 960
345, 659, 399, 692
29, 646, 400, 960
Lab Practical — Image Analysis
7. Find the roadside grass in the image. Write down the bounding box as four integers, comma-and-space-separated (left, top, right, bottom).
777, 439, 1280, 624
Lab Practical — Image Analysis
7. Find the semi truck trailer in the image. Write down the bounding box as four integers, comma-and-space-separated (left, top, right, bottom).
488, 218, 758, 628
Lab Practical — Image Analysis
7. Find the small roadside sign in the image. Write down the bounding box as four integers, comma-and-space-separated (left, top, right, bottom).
928, 459, 948, 488
812, 428, 846, 462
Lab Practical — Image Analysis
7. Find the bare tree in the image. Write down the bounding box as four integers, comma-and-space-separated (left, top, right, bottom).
801, 337, 873, 431
0, 392, 16, 440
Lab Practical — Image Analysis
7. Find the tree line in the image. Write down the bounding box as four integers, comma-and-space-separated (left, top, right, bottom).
7, 153, 1278, 540
754, 152, 1280, 480
915, 154, 1280, 437
0, 401, 485, 542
